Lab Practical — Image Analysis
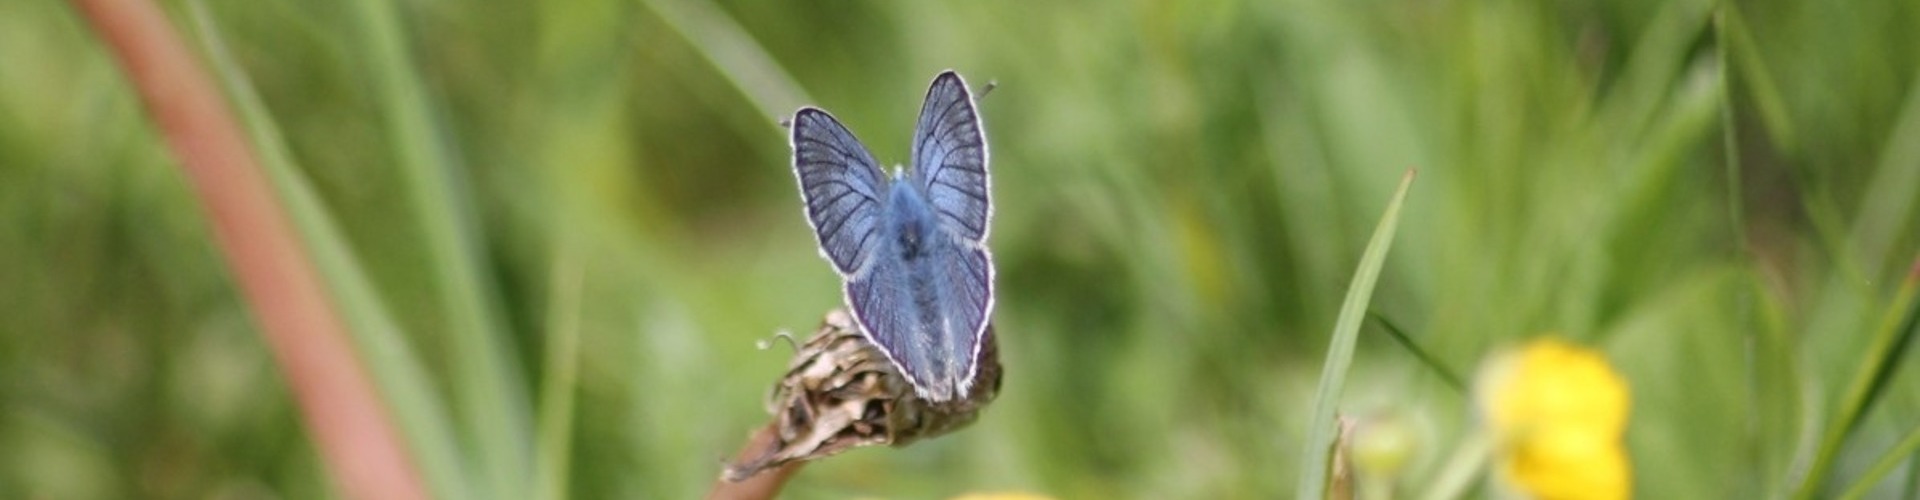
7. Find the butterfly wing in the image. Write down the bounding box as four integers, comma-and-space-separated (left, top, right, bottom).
845, 234, 993, 402
800, 71, 996, 403
847, 70, 993, 402
791, 107, 889, 276
909, 70, 991, 243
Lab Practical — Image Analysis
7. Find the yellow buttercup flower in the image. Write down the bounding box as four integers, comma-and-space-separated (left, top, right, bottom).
1476, 337, 1632, 500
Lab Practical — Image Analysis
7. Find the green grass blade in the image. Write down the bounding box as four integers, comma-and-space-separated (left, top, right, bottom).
1367, 312, 1465, 394
535, 259, 584, 500
185, 3, 472, 499
1715, 6, 1747, 252
1716, 8, 1801, 491
1715, 4, 1798, 154
1904, 459, 1920, 500
1797, 256, 1920, 498
1297, 168, 1418, 499
1417, 429, 1492, 500
1856, 264, 1920, 432
1718, 10, 1759, 485
636, 0, 811, 119
1837, 423, 1920, 500
1848, 68, 1920, 277
343, 0, 532, 497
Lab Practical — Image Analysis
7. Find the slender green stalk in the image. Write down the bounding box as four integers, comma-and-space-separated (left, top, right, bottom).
535, 259, 585, 500
1848, 68, 1920, 277
1418, 430, 1492, 500
1714, 4, 1797, 153
343, 0, 532, 497
1903, 458, 1920, 500
1715, 6, 1747, 253
1796, 256, 1920, 498
636, 0, 811, 119
1367, 312, 1465, 394
186, 4, 473, 498
1713, 7, 1773, 495
1297, 169, 1418, 499
1837, 424, 1920, 500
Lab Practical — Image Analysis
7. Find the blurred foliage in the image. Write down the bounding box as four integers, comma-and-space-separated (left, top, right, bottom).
2, 0, 1919, 498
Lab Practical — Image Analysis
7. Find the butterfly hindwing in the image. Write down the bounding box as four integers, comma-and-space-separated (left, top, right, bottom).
791, 108, 889, 276
844, 234, 991, 401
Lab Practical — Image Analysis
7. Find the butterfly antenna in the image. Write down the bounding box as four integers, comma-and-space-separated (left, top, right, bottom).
756, 330, 800, 352
777, 117, 793, 129
978, 80, 999, 100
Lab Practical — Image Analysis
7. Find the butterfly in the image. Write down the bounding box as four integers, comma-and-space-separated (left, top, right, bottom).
789, 70, 994, 403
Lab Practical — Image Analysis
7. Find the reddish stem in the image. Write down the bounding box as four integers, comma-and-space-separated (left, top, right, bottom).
69, 0, 428, 498
708, 424, 806, 500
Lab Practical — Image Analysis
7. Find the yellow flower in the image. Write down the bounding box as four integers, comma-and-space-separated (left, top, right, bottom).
1476, 338, 1632, 500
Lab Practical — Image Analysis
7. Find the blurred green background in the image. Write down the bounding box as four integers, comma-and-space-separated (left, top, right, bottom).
3, 0, 1919, 497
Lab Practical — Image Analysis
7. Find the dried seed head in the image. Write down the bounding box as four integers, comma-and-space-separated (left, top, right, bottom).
723, 308, 1002, 482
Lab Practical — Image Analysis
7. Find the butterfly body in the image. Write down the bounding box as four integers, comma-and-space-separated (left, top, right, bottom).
790, 71, 993, 403
884, 177, 936, 262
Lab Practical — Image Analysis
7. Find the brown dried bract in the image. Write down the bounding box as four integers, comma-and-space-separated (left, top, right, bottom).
722, 308, 1002, 482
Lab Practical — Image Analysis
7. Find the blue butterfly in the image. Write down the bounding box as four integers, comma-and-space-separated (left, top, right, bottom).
789, 70, 994, 403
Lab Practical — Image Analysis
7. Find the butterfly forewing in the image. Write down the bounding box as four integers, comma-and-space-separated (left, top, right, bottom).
909, 71, 991, 243
791, 108, 889, 276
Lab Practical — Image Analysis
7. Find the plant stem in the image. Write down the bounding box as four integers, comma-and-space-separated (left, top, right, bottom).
1837, 423, 1920, 500
1797, 255, 1920, 498
708, 425, 807, 500
69, 0, 426, 497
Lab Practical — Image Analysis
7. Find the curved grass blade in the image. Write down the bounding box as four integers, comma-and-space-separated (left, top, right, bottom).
185, 3, 473, 498
1796, 255, 1920, 499
1297, 168, 1418, 499
1837, 423, 1920, 500
636, 0, 811, 120
1367, 312, 1465, 394
1850, 68, 1920, 279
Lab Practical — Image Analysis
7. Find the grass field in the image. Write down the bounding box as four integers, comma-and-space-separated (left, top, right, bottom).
2, 0, 1918, 498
